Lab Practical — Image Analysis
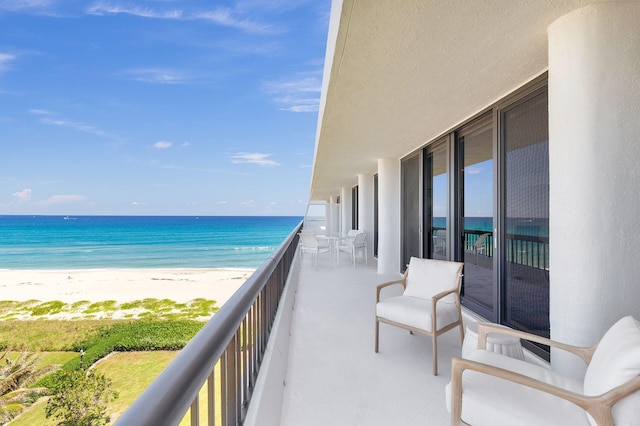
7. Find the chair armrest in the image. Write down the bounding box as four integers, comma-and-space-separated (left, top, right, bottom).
449, 357, 633, 426
476, 323, 597, 365
375, 278, 406, 303
432, 287, 458, 303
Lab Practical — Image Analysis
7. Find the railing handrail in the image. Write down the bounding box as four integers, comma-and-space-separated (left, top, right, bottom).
116, 221, 303, 426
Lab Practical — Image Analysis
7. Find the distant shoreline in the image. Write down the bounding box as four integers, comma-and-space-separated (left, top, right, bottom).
0, 268, 254, 305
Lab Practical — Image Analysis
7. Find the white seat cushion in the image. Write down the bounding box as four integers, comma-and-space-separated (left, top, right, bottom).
376, 295, 459, 332
403, 257, 463, 303
446, 350, 588, 426
583, 315, 640, 426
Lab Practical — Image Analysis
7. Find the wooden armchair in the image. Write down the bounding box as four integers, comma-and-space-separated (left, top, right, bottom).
375, 257, 464, 375
447, 316, 640, 425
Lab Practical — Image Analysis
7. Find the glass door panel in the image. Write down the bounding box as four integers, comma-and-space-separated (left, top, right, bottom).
458, 118, 495, 316
401, 153, 421, 270
502, 89, 550, 340
425, 142, 448, 260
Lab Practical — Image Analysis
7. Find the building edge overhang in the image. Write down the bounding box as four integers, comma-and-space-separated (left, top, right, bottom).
308, 0, 616, 202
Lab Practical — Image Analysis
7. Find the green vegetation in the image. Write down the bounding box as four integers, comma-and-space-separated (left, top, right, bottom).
0, 352, 57, 424
0, 298, 218, 321
9, 352, 179, 426
0, 300, 216, 425
45, 369, 118, 425
0, 320, 119, 351
29, 302, 66, 317
64, 320, 204, 371
82, 300, 118, 315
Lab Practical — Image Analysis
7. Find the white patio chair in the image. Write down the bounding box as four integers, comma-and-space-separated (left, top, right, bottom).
298, 232, 331, 269
466, 233, 489, 266
375, 257, 464, 375
337, 231, 367, 267
447, 316, 640, 426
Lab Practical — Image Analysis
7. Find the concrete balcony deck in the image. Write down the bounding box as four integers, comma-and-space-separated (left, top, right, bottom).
279, 254, 463, 426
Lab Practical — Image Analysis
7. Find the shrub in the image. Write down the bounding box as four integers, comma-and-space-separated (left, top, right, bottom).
45, 369, 118, 426
29, 301, 67, 316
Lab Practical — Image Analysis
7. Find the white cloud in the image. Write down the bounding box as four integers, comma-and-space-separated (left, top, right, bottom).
0, 53, 16, 74
86, 3, 183, 19
465, 166, 485, 175
216, 201, 227, 205
37, 116, 116, 139
241, 200, 255, 207
12, 188, 31, 203
28, 108, 51, 115
126, 68, 186, 85
264, 77, 320, 93
230, 152, 280, 167
39, 194, 86, 205
193, 7, 278, 35
181, 142, 191, 148
0, 0, 54, 13
263, 76, 321, 113
131, 201, 146, 206
86, 3, 277, 35
153, 141, 172, 149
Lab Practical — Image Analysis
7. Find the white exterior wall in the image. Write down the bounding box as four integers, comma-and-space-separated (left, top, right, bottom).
548, 2, 640, 378
358, 174, 374, 261
377, 158, 401, 274
327, 196, 340, 236
340, 186, 352, 236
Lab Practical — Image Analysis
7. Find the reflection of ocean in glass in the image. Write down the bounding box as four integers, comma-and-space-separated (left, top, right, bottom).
433, 216, 548, 238
0, 216, 302, 269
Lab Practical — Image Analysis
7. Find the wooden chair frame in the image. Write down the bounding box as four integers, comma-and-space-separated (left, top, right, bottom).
375, 267, 464, 375
449, 323, 640, 426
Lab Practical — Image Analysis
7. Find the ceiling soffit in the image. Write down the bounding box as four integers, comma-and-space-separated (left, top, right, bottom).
310, 0, 601, 201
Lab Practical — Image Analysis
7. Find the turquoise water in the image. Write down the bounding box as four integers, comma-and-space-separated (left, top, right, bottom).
0, 216, 302, 269
433, 216, 549, 237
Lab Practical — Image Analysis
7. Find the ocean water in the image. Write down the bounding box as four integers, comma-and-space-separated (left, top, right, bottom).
0, 216, 302, 270
433, 216, 549, 237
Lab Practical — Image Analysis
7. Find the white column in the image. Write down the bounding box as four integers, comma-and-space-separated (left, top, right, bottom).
548, 2, 640, 378
358, 174, 374, 262
340, 186, 351, 237
327, 196, 339, 236
377, 158, 401, 275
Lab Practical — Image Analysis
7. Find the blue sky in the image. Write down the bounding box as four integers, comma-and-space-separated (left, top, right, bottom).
0, 0, 329, 216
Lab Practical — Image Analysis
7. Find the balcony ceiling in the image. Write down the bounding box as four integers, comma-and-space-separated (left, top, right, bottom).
310, 0, 610, 201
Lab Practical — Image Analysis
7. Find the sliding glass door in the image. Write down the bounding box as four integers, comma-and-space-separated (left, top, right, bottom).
424, 141, 448, 260
501, 88, 550, 342
401, 153, 421, 269
457, 116, 496, 321
398, 78, 550, 354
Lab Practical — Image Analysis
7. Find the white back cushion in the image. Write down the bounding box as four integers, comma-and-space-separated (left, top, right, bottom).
404, 257, 463, 303
583, 315, 640, 426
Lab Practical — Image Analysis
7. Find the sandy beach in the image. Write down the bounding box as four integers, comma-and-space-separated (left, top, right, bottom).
0, 268, 253, 306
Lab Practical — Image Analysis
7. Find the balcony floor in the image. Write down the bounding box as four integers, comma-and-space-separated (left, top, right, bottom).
281, 254, 463, 425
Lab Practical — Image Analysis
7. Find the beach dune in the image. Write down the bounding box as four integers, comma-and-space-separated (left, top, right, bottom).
0, 268, 253, 306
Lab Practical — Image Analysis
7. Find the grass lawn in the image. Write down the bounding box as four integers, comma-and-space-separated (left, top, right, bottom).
0, 319, 121, 351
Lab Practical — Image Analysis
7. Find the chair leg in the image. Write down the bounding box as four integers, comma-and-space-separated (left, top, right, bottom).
459, 322, 465, 344
374, 319, 379, 353
432, 333, 438, 375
